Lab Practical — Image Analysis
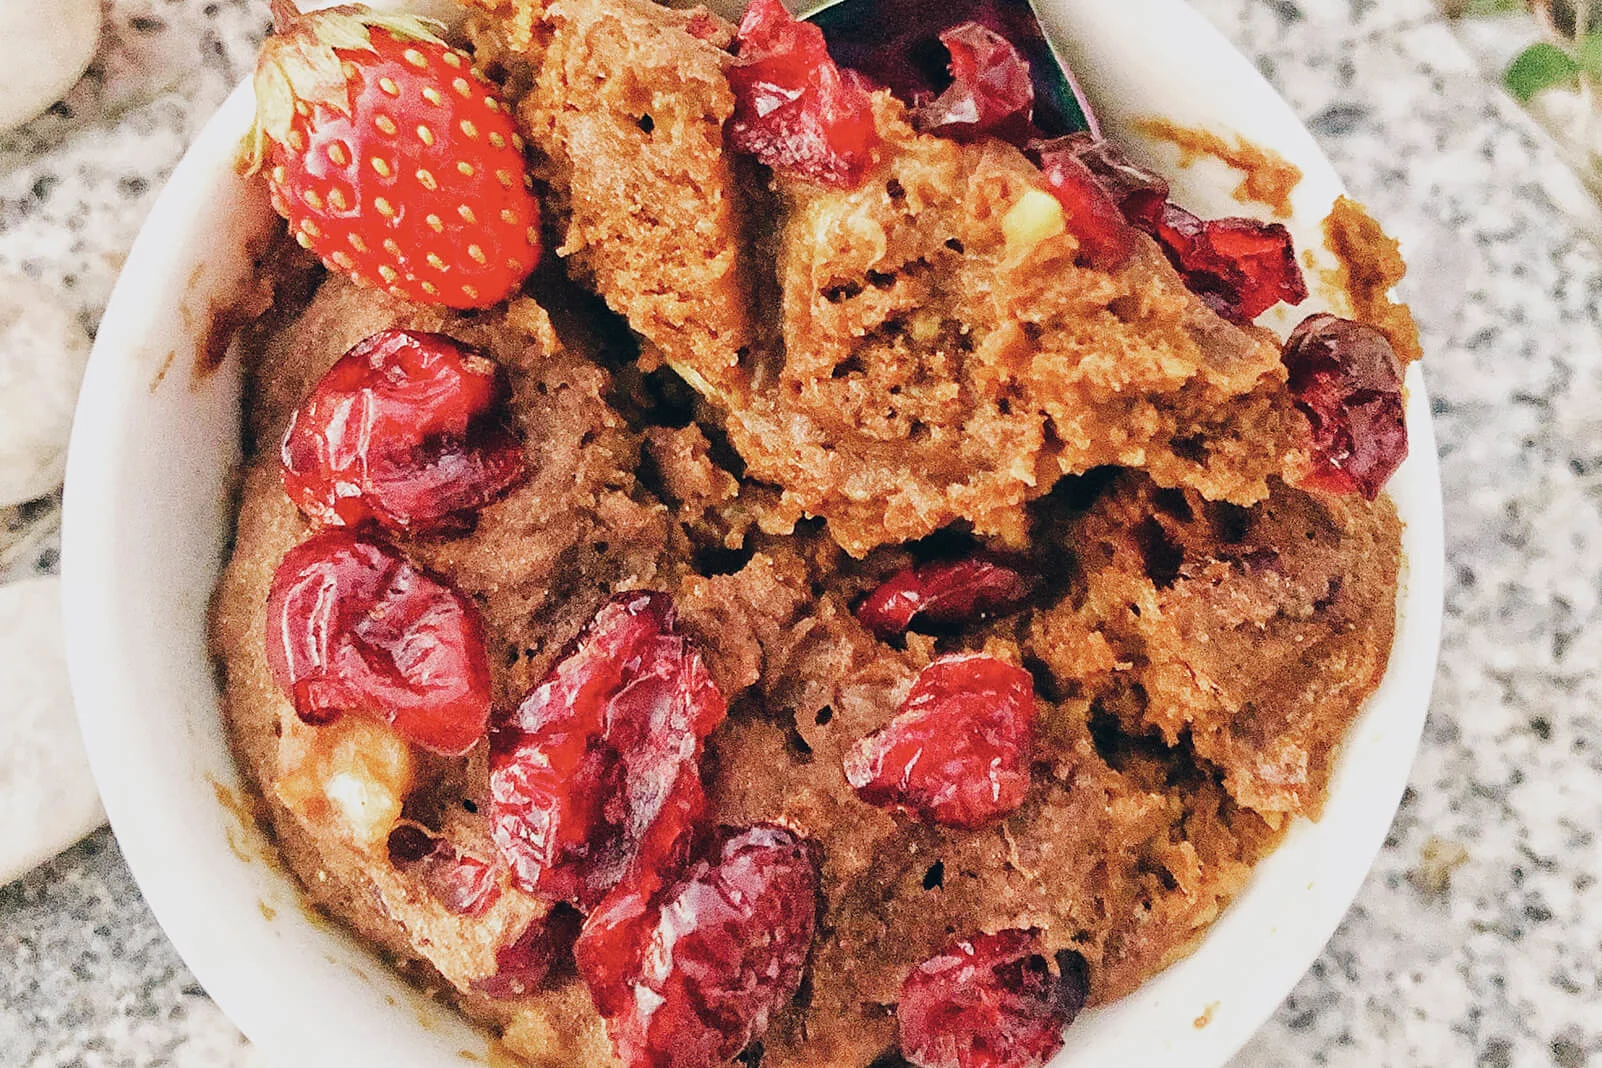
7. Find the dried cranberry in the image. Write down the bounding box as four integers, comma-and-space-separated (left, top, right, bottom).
265, 529, 492, 755
810, 0, 1093, 144
856, 555, 1034, 638
575, 825, 818, 1068
728, 0, 881, 187
1150, 204, 1307, 323
898, 930, 1088, 1068
844, 655, 1036, 829
1032, 133, 1307, 320
911, 23, 1034, 143
1282, 313, 1408, 500
386, 825, 501, 916
1032, 145, 1139, 270
683, 10, 723, 41
487, 593, 727, 908
281, 328, 524, 533
1033, 133, 1169, 230
474, 905, 583, 999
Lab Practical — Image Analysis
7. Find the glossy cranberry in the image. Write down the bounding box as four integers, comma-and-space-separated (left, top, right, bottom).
911, 23, 1034, 143
810, 0, 1090, 144
728, 0, 881, 187
1032, 141, 1140, 270
844, 655, 1036, 829
474, 904, 584, 999
575, 825, 819, 1068
1034, 133, 1168, 229
265, 529, 492, 755
1033, 133, 1307, 321
1282, 313, 1408, 500
387, 825, 501, 916
281, 328, 524, 532
488, 592, 728, 909
857, 555, 1034, 638
1150, 204, 1307, 323
898, 930, 1088, 1068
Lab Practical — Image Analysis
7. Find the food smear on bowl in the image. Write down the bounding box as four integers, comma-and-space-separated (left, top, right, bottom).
1132, 117, 1304, 219
1321, 194, 1425, 366
208, 1, 1421, 1065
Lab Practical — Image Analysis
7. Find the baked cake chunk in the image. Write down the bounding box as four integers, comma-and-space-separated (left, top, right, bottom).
473, 12, 1314, 558
729, 100, 1306, 555
469, 0, 757, 398
1055, 473, 1402, 815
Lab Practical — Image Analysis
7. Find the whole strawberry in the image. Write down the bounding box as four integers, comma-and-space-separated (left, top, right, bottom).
245, 1, 540, 309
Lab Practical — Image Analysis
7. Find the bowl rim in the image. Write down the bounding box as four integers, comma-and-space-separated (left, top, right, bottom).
60, 1, 1445, 1065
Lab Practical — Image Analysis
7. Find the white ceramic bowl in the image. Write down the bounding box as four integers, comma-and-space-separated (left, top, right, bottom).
61, 1, 1445, 1065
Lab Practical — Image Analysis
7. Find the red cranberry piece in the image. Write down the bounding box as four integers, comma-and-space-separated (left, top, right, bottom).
265, 529, 492, 755
856, 555, 1034, 638
575, 825, 819, 1068
1032, 142, 1140, 270
912, 23, 1034, 143
810, 0, 1092, 144
473, 904, 584, 999
1033, 133, 1169, 230
899, 930, 1088, 1068
844, 655, 1036, 829
1283, 313, 1408, 500
1032, 133, 1307, 320
386, 825, 502, 916
728, 0, 881, 188
683, 11, 723, 41
1150, 204, 1307, 323
281, 328, 525, 533
488, 592, 728, 908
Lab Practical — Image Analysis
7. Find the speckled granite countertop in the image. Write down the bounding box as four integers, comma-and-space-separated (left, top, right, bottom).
3, 0, 1600, 1065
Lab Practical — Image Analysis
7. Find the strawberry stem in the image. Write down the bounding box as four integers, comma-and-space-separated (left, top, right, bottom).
270, 0, 302, 34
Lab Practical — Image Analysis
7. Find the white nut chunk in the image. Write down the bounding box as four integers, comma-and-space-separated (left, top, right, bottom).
1002, 188, 1068, 256
0, 274, 92, 507
276, 717, 415, 852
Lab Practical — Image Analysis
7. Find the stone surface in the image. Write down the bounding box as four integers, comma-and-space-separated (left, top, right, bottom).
1, 0, 1599, 1065
0, 578, 102, 885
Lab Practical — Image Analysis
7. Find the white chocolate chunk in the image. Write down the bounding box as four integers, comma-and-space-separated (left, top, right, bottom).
276, 717, 414, 852
0, 274, 92, 508
323, 769, 402, 847
1002, 189, 1067, 255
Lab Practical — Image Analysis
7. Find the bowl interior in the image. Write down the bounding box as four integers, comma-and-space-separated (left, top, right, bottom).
61, 2, 1444, 1065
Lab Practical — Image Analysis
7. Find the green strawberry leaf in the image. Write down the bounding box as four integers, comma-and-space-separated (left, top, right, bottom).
1505, 42, 1580, 102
